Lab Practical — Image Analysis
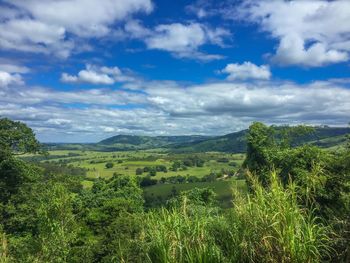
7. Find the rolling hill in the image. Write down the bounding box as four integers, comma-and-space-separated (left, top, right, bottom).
45, 126, 350, 152
170, 126, 350, 153
97, 135, 211, 150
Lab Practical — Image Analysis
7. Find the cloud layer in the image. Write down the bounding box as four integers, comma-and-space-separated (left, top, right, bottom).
1, 65, 349, 142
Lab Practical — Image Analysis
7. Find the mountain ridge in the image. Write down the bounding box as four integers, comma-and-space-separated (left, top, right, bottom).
45, 126, 350, 152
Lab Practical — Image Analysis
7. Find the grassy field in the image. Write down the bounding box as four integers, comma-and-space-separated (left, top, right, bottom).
27, 149, 247, 206
143, 178, 246, 208
35, 150, 244, 179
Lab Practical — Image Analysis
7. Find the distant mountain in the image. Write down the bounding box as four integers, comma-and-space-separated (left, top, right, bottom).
45, 126, 350, 152
170, 130, 248, 153
97, 134, 211, 150
171, 126, 350, 153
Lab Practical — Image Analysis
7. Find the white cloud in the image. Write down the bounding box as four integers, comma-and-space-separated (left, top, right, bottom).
0, 18, 73, 58
0, 0, 153, 57
221, 62, 271, 80
7, 0, 153, 37
0, 71, 23, 88
145, 23, 229, 60
61, 71, 114, 85
125, 20, 152, 38
185, 0, 220, 19
237, 0, 350, 66
124, 21, 230, 60
61, 64, 136, 85
0, 63, 30, 74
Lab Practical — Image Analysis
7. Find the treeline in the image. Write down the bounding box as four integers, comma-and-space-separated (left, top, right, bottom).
0, 118, 349, 262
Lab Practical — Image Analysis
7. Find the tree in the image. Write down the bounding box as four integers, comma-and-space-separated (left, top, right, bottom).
35, 183, 77, 262
135, 168, 143, 175
243, 122, 275, 185
0, 118, 43, 204
0, 118, 41, 157
149, 168, 157, 177
105, 162, 114, 169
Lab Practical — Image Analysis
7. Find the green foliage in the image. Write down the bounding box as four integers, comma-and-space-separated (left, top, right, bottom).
1, 119, 348, 262
105, 162, 114, 169
0, 118, 41, 156
135, 167, 143, 175
243, 122, 350, 261
139, 176, 157, 187
145, 206, 224, 263
0, 227, 11, 263
220, 171, 331, 262
35, 183, 78, 262
143, 172, 330, 263
0, 157, 42, 205
169, 187, 217, 207
72, 175, 145, 261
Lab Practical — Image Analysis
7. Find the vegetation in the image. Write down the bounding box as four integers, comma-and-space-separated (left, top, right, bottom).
0, 118, 349, 262
45, 126, 350, 153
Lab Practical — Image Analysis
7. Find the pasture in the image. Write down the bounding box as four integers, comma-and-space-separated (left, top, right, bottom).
30, 149, 246, 206
38, 150, 245, 179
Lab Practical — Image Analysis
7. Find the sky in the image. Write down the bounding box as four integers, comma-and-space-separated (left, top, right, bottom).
0, 0, 350, 143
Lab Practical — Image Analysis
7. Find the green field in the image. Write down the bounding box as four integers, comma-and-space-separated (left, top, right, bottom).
26, 149, 246, 206
143, 178, 246, 208
31, 150, 244, 179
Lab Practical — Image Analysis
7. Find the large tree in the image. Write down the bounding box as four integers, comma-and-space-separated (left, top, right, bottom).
0, 118, 41, 157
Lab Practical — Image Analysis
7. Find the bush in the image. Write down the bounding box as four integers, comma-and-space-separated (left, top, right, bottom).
105, 162, 114, 169
140, 176, 157, 187
217, 158, 229, 163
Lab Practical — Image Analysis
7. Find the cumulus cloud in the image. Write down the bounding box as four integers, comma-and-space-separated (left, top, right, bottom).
221, 62, 271, 80
0, 71, 23, 88
236, 0, 350, 67
0, 0, 153, 57
125, 21, 230, 60
145, 23, 229, 60
61, 64, 136, 85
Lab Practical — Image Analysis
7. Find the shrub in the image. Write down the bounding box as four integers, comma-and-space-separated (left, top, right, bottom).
105, 162, 114, 169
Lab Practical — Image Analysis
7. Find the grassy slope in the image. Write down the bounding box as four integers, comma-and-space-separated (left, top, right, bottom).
172, 126, 350, 153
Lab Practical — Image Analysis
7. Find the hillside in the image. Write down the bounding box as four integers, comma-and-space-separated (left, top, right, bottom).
97, 134, 211, 150
171, 126, 350, 153
45, 126, 350, 152
170, 130, 248, 153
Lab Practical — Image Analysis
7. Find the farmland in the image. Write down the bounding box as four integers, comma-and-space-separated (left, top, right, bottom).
24, 149, 246, 207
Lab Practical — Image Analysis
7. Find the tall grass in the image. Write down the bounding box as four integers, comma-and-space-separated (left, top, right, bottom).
0, 229, 10, 263
144, 199, 225, 263
143, 171, 331, 262
216, 171, 331, 262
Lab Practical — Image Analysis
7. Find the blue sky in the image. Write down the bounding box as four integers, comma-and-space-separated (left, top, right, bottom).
0, 0, 350, 142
